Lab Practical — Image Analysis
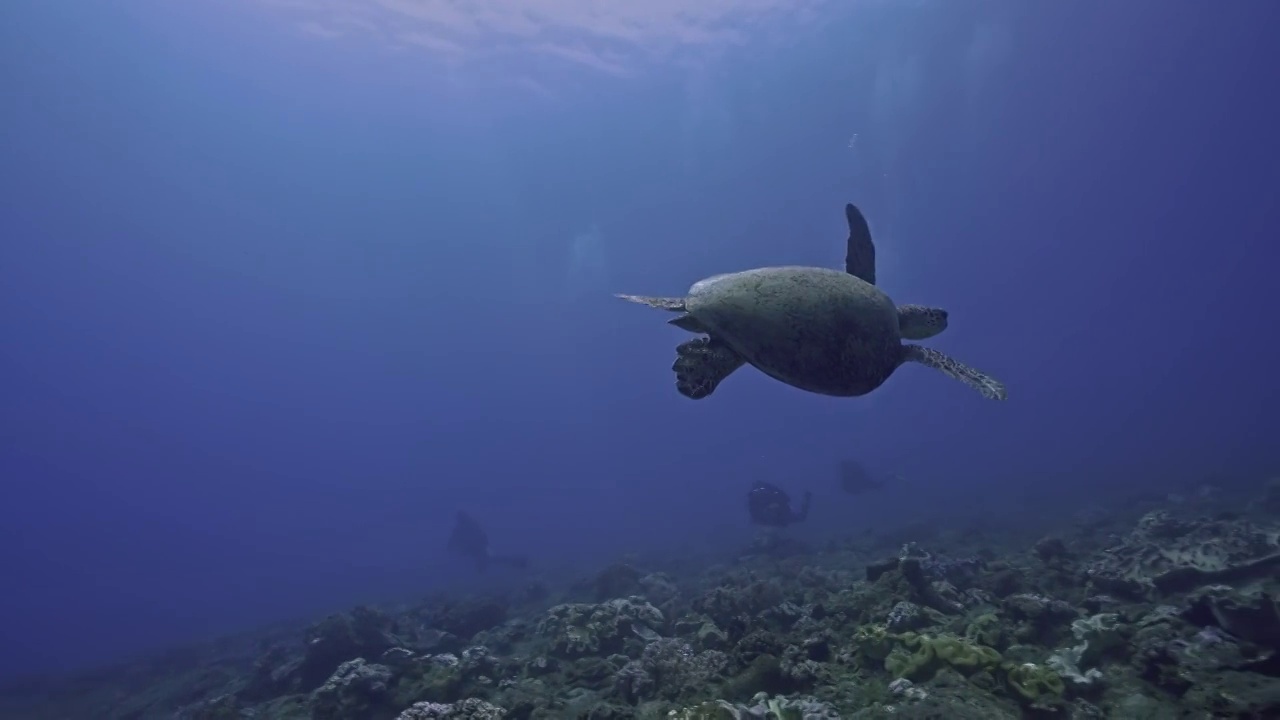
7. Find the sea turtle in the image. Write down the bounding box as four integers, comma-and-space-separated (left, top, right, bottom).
616, 202, 1007, 401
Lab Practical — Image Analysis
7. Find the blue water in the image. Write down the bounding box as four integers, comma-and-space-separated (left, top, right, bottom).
2, 0, 1277, 680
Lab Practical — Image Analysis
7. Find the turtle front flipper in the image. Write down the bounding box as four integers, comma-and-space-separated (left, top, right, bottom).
901, 345, 1007, 400
615, 293, 686, 311
843, 203, 876, 285
668, 314, 709, 333
673, 337, 746, 400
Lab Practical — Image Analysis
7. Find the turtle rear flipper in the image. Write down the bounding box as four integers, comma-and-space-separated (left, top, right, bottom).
901, 345, 1007, 400
615, 293, 686, 311
673, 337, 746, 400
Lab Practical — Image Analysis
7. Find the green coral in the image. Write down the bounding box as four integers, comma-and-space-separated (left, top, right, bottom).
884, 633, 1001, 681
934, 634, 1002, 671
964, 613, 1003, 648
884, 636, 936, 680
1004, 662, 1066, 706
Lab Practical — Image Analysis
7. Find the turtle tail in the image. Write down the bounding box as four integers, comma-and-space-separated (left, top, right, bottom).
615, 293, 686, 312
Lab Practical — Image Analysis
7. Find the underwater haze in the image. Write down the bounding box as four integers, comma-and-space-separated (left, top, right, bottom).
2, 0, 1278, 681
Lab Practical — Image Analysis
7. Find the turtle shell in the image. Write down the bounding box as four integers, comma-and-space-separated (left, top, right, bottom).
685, 266, 904, 397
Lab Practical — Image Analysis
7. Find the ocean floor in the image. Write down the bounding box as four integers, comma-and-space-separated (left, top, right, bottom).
5, 482, 1280, 719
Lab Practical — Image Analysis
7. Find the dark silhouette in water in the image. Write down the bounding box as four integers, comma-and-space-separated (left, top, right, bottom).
839, 459, 886, 495
445, 511, 529, 572
747, 481, 811, 527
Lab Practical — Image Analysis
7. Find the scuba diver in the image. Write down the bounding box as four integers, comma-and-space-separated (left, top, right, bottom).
746, 481, 811, 527
445, 510, 530, 572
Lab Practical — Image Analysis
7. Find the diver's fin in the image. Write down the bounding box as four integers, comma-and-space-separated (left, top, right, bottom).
796, 491, 812, 522
901, 344, 1007, 400
615, 294, 686, 311
672, 337, 746, 400
668, 314, 708, 333
844, 203, 876, 285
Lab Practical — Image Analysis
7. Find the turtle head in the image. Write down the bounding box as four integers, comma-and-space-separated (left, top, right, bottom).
897, 304, 948, 340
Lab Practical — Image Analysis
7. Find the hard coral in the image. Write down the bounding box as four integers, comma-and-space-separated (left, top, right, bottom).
667, 692, 839, 719
1086, 511, 1280, 598
536, 597, 664, 658
309, 659, 393, 720
397, 698, 505, 719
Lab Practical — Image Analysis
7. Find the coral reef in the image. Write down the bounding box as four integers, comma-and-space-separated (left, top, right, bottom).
4, 483, 1280, 719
